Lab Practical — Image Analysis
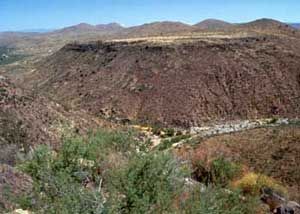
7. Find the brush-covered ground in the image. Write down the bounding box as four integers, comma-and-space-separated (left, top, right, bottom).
1, 124, 300, 213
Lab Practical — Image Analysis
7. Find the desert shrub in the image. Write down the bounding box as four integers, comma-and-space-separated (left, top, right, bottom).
170, 134, 191, 143
192, 158, 241, 187
181, 186, 260, 214
87, 128, 147, 155
165, 128, 175, 137
269, 118, 278, 124
18, 170, 105, 214
19, 145, 54, 180
107, 152, 186, 214
156, 139, 174, 151
156, 134, 191, 151
231, 172, 287, 196
211, 158, 241, 186
18, 143, 105, 213
151, 125, 175, 138
14, 128, 270, 214
151, 124, 162, 136
17, 129, 144, 214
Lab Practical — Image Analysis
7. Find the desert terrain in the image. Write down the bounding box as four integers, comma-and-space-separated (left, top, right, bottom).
0, 18, 300, 213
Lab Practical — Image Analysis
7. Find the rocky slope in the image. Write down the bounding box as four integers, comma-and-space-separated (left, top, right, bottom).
0, 75, 111, 165
29, 34, 300, 128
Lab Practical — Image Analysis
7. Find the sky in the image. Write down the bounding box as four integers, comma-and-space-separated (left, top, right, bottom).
0, 0, 300, 31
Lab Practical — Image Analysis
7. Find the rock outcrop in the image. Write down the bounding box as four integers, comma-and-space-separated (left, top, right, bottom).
261, 187, 300, 214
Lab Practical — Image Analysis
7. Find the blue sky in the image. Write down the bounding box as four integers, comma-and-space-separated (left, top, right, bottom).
1, 0, 299, 31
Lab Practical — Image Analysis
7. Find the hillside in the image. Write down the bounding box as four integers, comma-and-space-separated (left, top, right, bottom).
0, 75, 111, 165
194, 19, 233, 30
238, 18, 299, 36
53, 22, 124, 35
121, 21, 194, 37
172, 123, 300, 204
27, 35, 300, 128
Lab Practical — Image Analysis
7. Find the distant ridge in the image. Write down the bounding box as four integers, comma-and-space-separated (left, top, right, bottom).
57, 23, 96, 33
240, 18, 290, 29
95, 23, 123, 31
1, 18, 299, 52
55, 22, 123, 34
237, 18, 298, 35
123, 21, 193, 37
289, 23, 300, 29
17, 29, 54, 33
1, 18, 299, 34
194, 19, 233, 30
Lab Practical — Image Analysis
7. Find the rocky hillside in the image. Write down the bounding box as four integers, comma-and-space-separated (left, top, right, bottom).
0, 75, 111, 165
29, 35, 300, 127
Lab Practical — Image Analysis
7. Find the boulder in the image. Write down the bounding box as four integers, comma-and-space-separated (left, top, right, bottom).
261, 187, 300, 214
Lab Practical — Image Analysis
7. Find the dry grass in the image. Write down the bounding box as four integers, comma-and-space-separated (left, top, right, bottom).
109, 32, 253, 44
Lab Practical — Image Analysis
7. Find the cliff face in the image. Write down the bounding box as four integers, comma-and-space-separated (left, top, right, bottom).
34, 36, 300, 127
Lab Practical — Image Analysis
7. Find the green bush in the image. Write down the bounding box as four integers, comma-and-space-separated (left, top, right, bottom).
17, 129, 144, 214
156, 134, 191, 151
15, 129, 260, 214
193, 158, 241, 187
18, 143, 105, 213
211, 158, 241, 186
152, 125, 162, 136
165, 128, 175, 137
181, 186, 260, 214
108, 152, 186, 214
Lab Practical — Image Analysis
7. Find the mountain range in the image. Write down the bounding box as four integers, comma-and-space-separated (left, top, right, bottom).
290, 23, 300, 29
2, 19, 300, 34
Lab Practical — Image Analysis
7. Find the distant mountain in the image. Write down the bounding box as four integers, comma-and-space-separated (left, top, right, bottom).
0, 31, 40, 48
95, 23, 124, 31
55, 22, 123, 34
289, 23, 300, 29
194, 19, 233, 30
240, 18, 290, 30
237, 18, 298, 36
1, 18, 299, 57
123, 21, 193, 37
56, 23, 97, 33
19, 29, 55, 33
